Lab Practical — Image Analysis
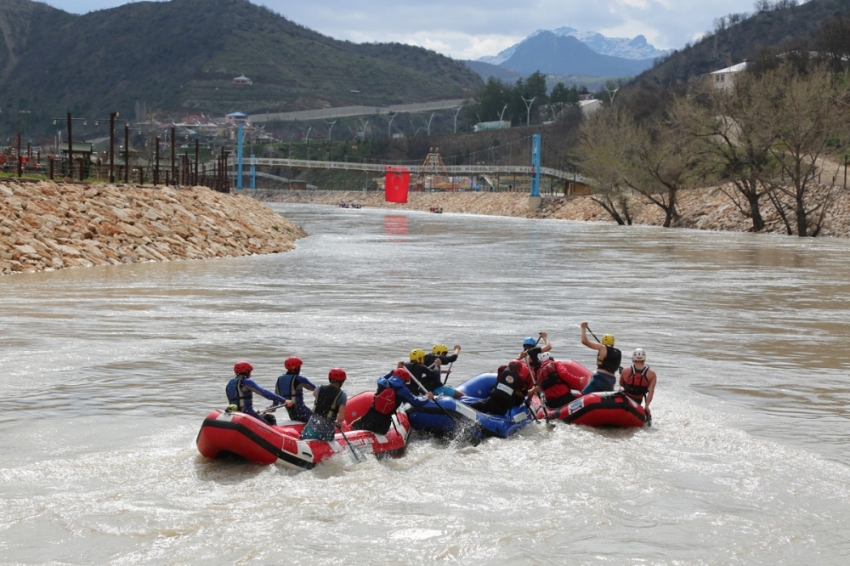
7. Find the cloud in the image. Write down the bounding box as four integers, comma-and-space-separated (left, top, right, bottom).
47, 0, 762, 58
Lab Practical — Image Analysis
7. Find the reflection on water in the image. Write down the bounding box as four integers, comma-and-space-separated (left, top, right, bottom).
383, 214, 408, 236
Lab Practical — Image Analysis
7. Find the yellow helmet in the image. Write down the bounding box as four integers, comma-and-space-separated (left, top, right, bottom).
410, 348, 426, 363
432, 344, 448, 355
601, 334, 615, 346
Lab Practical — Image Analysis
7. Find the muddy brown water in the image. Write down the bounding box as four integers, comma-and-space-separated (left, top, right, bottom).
1, 204, 849, 564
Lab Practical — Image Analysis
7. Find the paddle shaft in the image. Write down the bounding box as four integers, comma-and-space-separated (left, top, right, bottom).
335, 422, 366, 463
409, 373, 457, 422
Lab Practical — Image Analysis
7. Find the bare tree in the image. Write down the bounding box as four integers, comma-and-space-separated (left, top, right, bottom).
572, 108, 634, 225
621, 111, 701, 228
677, 74, 777, 232
761, 62, 850, 237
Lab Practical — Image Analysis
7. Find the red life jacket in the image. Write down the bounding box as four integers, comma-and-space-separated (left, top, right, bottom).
538, 361, 570, 399
622, 365, 650, 399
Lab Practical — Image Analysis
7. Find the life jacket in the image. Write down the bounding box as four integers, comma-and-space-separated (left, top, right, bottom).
313, 384, 343, 420
622, 365, 650, 398
490, 368, 528, 405
597, 345, 622, 374
276, 372, 312, 422
372, 379, 402, 415
226, 377, 251, 411
275, 372, 300, 400
537, 360, 572, 401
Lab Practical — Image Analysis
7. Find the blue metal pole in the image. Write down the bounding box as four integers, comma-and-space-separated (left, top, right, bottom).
530, 133, 541, 197
250, 153, 256, 189
237, 122, 244, 189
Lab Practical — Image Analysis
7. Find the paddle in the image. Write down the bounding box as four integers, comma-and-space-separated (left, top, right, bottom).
409, 372, 460, 426
442, 361, 453, 385
586, 325, 601, 343
334, 422, 367, 463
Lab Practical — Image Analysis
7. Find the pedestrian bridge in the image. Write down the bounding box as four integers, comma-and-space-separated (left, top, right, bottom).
246, 158, 574, 181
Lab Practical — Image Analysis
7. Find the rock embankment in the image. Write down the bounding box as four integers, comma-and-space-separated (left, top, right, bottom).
1, 181, 306, 275
254, 185, 850, 239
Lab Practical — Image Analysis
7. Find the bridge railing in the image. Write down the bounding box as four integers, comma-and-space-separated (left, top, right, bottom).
247, 158, 575, 181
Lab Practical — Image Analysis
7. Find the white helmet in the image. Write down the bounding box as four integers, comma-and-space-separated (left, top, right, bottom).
538, 352, 551, 362
632, 348, 646, 362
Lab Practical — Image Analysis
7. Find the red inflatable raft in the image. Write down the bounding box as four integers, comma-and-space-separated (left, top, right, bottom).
531, 360, 648, 428
196, 391, 410, 469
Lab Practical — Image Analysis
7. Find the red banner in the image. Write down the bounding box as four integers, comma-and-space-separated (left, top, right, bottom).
385, 166, 410, 203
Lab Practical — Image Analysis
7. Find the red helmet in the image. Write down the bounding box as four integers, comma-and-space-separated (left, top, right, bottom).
328, 368, 347, 383
508, 359, 530, 380
284, 356, 303, 371
392, 367, 412, 382
234, 361, 253, 375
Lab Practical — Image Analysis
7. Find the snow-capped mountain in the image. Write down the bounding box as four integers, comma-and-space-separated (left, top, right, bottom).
479, 27, 670, 65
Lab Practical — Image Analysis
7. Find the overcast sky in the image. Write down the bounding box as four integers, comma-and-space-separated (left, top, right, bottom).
46, 0, 775, 60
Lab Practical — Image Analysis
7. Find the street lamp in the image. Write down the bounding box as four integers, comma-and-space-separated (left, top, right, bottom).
324, 119, 336, 141
521, 96, 536, 126
499, 104, 508, 121
387, 113, 397, 138
452, 106, 462, 133
427, 112, 435, 136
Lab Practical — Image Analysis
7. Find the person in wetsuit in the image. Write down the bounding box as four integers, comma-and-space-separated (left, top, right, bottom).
274, 356, 317, 423
350, 367, 434, 435
226, 361, 288, 424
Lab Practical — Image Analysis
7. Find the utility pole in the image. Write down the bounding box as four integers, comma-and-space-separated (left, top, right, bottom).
109, 112, 118, 183
124, 122, 130, 183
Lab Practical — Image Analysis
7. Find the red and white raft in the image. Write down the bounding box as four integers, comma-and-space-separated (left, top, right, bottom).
531, 360, 648, 428
196, 391, 410, 469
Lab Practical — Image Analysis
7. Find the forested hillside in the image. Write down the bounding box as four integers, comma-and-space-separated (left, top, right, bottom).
0, 0, 482, 134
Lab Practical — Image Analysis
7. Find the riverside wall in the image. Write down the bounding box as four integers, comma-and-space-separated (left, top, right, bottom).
0, 181, 306, 276
253, 186, 850, 239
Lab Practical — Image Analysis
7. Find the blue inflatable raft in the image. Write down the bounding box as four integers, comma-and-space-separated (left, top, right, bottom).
405, 373, 534, 440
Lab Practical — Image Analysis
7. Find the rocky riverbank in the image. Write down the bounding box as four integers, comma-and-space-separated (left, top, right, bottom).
0, 181, 306, 275
253, 185, 850, 238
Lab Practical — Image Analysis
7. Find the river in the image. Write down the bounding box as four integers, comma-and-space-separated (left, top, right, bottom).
1, 204, 849, 564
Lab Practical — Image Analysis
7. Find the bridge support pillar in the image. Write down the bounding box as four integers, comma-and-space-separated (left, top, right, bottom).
528, 196, 542, 211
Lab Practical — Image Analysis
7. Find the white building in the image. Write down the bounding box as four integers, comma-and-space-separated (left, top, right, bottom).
578, 99, 602, 116
710, 62, 748, 90
232, 75, 253, 85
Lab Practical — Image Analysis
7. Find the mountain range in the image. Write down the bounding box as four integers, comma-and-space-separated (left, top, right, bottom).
0, 0, 482, 135
480, 26, 671, 65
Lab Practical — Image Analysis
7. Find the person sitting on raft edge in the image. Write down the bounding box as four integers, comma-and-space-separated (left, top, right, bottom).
468, 359, 536, 416
424, 343, 461, 380
404, 348, 465, 399
518, 332, 552, 375
226, 361, 289, 425
275, 356, 317, 423
580, 322, 621, 394
300, 368, 348, 441
350, 367, 434, 435
619, 348, 657, 420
